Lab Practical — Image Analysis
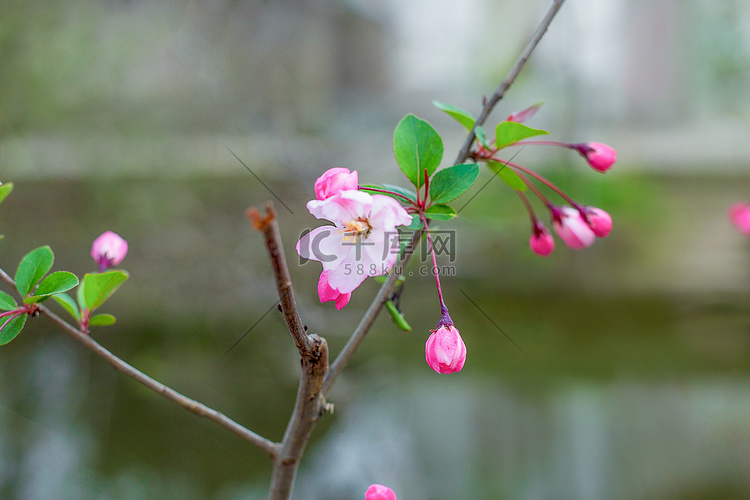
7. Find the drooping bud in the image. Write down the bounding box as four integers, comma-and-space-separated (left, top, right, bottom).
552, 206, 596, 249
571, 142, 616, 172
365, 484, 397, 500
728, 202, 750, 235
529, 221, 555, 256
314, 167, 359, 200
580, 206, 613, 237
91, 231, 128, 272
318, 271, 351, 310
425, 324, 466, 374
506, 102, 542, 123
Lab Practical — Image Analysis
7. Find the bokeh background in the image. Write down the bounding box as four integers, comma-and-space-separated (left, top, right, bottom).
2, 0, 750, 499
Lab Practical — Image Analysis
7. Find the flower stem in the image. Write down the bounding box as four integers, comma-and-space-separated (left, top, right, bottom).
358, 186, 417, 206
508, 140, 571, 148
500, 158, 578, 206
419, 212, 448, 313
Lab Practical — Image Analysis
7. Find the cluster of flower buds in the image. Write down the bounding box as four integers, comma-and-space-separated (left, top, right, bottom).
472, 103, 617, 257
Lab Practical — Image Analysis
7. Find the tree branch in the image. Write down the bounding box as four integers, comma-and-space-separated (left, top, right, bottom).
0, 268, 278, 458
247, 203, 329, 500
453, 0, 567, 165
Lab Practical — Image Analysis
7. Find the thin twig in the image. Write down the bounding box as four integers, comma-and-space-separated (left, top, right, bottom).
322, 229, 423, 397
0, 268, 278, 458
453, 0, 566, 166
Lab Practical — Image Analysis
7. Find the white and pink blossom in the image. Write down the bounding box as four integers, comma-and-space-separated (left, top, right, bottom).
91, 231, 128, 272
552, 206, 596, 250
297, 190, 411, 300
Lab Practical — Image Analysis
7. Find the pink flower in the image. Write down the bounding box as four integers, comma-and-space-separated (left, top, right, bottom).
581, 206, 613, 237
530, 221, 555, 256
506, 102, 542, 123
365, 484, 397, 500
297, 190, 411, 296
552, 206, 595, 250
572, 142, 617, 172
729, 202, 750, 235
91, 231, 128, 272
314, 167, 359, 200
318, 271, 351, 310
425, 324, 466, 374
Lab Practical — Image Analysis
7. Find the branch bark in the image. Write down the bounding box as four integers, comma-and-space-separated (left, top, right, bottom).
248, 204, 329, 500
0, 268, 278, 458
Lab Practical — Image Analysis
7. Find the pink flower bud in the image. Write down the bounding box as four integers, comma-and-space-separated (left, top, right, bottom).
317, 271, 351, 310
572, 142, 616, 172
529, 221, 555, 256
581, 206, 613, 237
365, 484, 397, 500
552, 207, 595, 250
425, 324, 466, 374
91, 231, 128, 272
729, 202, 750, 235
314, 167, 359, 200
506, 102, 542, 123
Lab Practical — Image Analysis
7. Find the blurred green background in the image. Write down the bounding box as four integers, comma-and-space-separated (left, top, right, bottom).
2, 0, 750, 499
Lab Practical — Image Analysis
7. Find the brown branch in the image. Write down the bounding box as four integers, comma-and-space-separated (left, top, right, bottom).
0, 268, 278, 458
322, 229, 423, 397
453, 0, 567, 165
248, 203, 329, 500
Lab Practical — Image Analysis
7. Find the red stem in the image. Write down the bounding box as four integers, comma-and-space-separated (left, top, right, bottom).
419, 212, 447, 311
359, 186, 417, 206
498, 158, 578, 206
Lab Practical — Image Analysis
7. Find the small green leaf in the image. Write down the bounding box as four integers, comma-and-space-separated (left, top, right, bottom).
0, 314, 27, 346
488, 160, 527, 191
89, 313, 116, 327
15, 246, 54, 297
82, 271, 129, 311
433, 101, 475, 131
495, 121, 549, 150
408, 214, 423, 230
0, 291, 18, 311
424, 204, 457, 221
0, 182, 13, 204
393, 114, 444, 188
475, 126, 491, 149
429, 163, 480, 204
51, 293, 81, 321
26, 271, 79, 304
385, 301, 412, 332
360, 184, 417, 203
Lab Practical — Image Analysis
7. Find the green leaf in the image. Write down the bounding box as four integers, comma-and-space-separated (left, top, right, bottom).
487, 160, 527, 191
15, 246, 54, 297
424, 204, 457, 221
360, 184, 417, 203
408, 214, 423, 230
0, 291, 18, 311
393, 114, 444, 188
385, 301, 412, 332
0, 314, 27, 346
51, 293, 81, 322
433, 101, 475, 131
429, 163, 480, 204
82, 271, 129, 311
0, 182, 13, 205
494, 121, 549, 149
26, 271, 79, 304
475, 126, 491, 149
89, 313, 116, 327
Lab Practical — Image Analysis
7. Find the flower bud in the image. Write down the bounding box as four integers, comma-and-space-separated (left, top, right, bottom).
425, 324, 466, 374
581, 206, 612, 237
91, 231, 128, 272
318, 271, 351, 310
729, 202, 750, 235
552, 207, 595, 249
365, 484, 397, 500
529, 221, 555, 256
314, 167, 359, 200
571, 142, 616, 172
